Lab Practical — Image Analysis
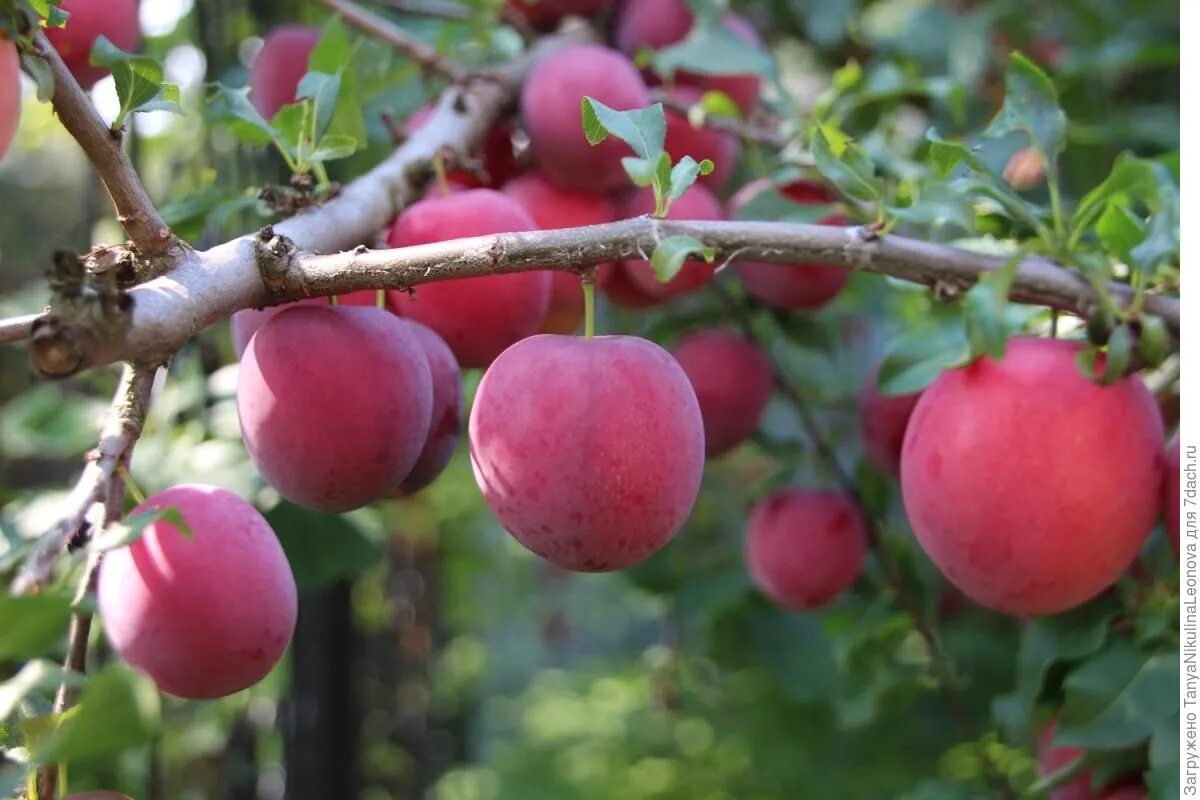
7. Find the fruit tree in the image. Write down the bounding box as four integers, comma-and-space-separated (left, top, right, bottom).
0, 0, 1181, 798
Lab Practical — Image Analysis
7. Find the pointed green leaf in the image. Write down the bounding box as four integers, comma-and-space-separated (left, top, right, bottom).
90, 506, 190, 553
309, 133, 359, 163
984, 52, 1066, 163
208, 84, 278, 146
650, 235, 715, 283
34, 666, 161, 764
1056, 641, 1178, 749
297, 70, 342, 142
877, 331, 971, 395
653, 17, 773, 78
580, 98, 666, 159
962, 249, 1023, 361
89, 37, 165, 128
621, 156, 660, 188
665, 156, 713, 205
811, 122, 882, 202
0, 594, 73, 659
991, 599, 1118, 742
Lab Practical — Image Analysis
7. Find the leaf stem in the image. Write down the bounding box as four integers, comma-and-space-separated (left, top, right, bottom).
117, 463, 145, 505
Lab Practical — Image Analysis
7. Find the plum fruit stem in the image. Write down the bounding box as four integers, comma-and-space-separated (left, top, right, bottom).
432, 151, 451, 196
376, 289, 387, 310
581, 271, 596, 340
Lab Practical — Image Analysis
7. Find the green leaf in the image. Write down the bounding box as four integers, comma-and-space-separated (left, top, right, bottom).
1129, 173, 1180, 275
811, 122, 882, 202
208, 84, 278, 147
297, 70, 342, 143
266, 501, 381, 590
984, 52, 1066, 164
89, 37, 172, 128
90, 506, 191, 553
665, 156, 714, 205
0, 660, 71, 722
926, 131, 1048, 233
1099, 324, 1133, 383
962, 249, 1024, 361
621, 154, 665, 189
887, 185, 975, 235
580, 98, 666, 159
1095, 203, 1145, 261
649, 235, 715, 283
0, 594, 73, 659
697, 89, 741, 120
34, 665, 161, 764
30, 0, 70, 27
20, 51, 56, 101
992, 598, 1118, 742
652, 16, 773, 78
1056, 641, 1178, 750
272, 102, 308, 163
309, 20, 367, 147
1071, 153, 1158, 238
876, 330, 970, 395
309, 133, 359, 163
748, 609, 837, 702
308, 17, 354, 73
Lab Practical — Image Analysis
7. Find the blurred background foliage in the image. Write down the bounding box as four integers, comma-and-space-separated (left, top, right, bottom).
0, 0, 1179, 798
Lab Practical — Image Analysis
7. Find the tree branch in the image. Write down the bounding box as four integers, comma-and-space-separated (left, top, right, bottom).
0, 311, 42, 344
30, 28, 174, 259
322, 0, 468, 83
8, 27, 590, 376
11, 363, 158, 596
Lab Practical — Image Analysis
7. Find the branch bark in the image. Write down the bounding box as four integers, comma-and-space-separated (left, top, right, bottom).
11, 27, 591, 376
8, 215, 1175, 374
31, 28, 174, 258
322, 0, 468, 82
11, 363, 158, 596
0, 311, 42, 344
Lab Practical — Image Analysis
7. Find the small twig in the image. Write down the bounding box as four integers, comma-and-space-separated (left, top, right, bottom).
34, 549, 103, 800
381, 109, 408, 145
11, 363, 158, 595
651, 89, 791, 150
30, 29, 173, 258
0, 311, 43, 343
321, 0, 468, 83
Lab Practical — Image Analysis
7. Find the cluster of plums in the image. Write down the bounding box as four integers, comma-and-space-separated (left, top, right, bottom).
30, 0, 1172, 718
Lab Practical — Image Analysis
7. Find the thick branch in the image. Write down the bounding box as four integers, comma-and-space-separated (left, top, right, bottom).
322, 0, 468, 82
32, 29, 173, 258
2, 216, 1181, 372
11, 363, 157, 595
12, 28, 588, 376
3, 217, 1181, 372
